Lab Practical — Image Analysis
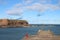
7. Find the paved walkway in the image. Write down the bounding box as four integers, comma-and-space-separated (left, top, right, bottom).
22, 30, 60, 40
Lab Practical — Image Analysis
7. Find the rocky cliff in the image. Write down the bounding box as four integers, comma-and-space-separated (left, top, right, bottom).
0, 19, 29, 28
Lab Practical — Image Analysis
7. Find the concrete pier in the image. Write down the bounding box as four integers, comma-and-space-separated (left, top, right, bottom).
22, 30, 60, 40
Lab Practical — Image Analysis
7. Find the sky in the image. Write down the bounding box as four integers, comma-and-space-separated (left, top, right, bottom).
0, 0, 60, 24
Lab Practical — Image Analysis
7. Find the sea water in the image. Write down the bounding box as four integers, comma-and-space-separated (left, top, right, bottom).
0, 25, 60, 40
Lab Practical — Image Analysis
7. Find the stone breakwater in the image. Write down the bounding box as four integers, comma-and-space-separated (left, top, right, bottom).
22, 30, 60, 40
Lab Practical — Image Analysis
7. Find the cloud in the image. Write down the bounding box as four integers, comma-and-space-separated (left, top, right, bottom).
26, 3, 45, 12
6, 3, 24, 16
22, 0, 33, 5
22, 0, 52, 5
14, 3, 23, 8
6, 0, 60, 15
26, 3, 60, 12
6, 8, 23, 16
39, 0, 48, 4
24, 0, 60, 12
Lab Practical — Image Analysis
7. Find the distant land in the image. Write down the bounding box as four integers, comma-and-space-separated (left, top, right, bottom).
0, 19, 29, 28
0, 19, 60, 28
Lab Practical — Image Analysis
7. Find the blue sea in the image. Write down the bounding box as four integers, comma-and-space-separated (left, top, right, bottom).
0, 25, 60, 40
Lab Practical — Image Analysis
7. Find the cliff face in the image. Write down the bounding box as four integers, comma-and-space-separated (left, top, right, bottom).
0, 19, 28, 28
0, 19, 8, 27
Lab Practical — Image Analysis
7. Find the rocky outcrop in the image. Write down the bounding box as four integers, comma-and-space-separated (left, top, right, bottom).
0, 19, 29, 28
0, 19, 8, 28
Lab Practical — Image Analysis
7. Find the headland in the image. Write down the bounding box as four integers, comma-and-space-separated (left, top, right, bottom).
0, 19, 29, 28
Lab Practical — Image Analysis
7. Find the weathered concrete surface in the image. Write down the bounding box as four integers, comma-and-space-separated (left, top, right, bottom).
22, 30, 60, 40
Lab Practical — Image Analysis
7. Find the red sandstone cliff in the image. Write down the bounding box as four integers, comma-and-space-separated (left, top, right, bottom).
0, 19, 29, 28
